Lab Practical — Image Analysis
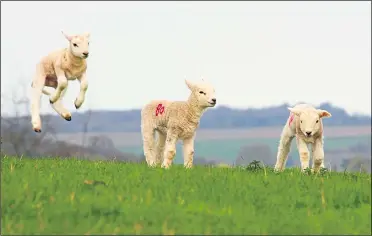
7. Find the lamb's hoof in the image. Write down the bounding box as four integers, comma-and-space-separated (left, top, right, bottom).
74, 99, 81, 109
33, 128, 42, 133
161, 164, 170, 169
64, 116, 72, 121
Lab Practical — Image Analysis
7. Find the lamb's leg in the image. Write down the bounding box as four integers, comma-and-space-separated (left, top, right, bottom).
30, 71, 46, 133
49, 71, 68, 104
274, 125, 295, 171
155, 131, 166, 166
74, 73, 88, 109
50, 87, 71, 121
312, 137, 325, 173
297, 138, 310, 171
161, 131, 178, 169
183, 136, 195, 169
141, 125, 156, 167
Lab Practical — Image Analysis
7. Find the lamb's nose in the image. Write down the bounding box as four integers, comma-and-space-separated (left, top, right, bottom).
211, 98, 217, 103
306, 131, 312, 136
83, 52, 89, 57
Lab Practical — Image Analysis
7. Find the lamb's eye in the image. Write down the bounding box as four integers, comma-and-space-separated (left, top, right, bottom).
73, 43, 78, 47
88, 42, 90, 45
199, 91, 206, 95
301, 120, 303, 123
316, 120, 319, 123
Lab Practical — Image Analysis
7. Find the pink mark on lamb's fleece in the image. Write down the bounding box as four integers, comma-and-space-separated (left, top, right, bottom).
288, 113, 295, 126
155, 104, 165, 116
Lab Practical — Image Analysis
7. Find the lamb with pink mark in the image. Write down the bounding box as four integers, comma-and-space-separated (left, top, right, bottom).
30, 31, 91, 133
274, 103, 332, 173
141, 78, 217, 169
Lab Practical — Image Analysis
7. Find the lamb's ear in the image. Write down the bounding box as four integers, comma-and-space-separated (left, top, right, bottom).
84, 32, 90, 39
288, 107, 302, 116
317, 109, 332, 118
61, 31, 73, 41
185, 79, 195, 90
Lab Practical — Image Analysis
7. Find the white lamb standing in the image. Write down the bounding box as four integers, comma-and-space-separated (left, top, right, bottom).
30, 31, 91, 133
274, 103, 332, 173
141, 79, 217, 169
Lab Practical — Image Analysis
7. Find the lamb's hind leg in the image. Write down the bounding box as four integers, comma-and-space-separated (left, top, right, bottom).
154, 131, 166, 166
30, 71, 46, 132
141, 124, 156, 167
274, 126, 295, 171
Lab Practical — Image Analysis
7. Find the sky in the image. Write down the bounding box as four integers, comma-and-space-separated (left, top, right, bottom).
1, 1, 371, 116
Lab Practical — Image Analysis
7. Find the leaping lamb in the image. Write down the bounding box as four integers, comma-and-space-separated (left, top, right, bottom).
141, 78, 217, 169
274, 103, 332, 173
30, 31, 91, 133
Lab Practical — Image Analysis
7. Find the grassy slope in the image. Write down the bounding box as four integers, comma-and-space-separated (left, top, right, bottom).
1, 157, 371, 235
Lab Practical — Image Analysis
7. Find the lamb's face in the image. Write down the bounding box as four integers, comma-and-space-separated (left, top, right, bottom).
62, 31, 90, 59
288, 107, 332, 137
185, 79, 217, 107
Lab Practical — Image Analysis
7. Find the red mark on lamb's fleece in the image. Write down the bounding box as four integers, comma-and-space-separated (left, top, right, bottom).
155, 104, 165, 116
288, 113, 294, 126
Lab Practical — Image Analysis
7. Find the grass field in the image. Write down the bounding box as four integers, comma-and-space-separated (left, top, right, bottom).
2, 156, 371, 235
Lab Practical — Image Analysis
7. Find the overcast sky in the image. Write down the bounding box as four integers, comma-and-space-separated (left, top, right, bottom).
1, 1, 371, 116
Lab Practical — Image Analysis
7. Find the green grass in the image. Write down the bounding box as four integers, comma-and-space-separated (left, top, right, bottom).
121, 135, 372, 164
1, 156, 371, 235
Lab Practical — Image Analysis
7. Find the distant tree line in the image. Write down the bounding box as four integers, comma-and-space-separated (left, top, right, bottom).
2, 102, 370, 133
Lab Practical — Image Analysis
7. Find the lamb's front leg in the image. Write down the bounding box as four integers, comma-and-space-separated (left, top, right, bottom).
49, 70, 68, 104
183, 136, 195, 169
74, 73, 88, 109
312, 137, 325, 173
161, 131, 178, 169
50, 88, 71, 121
296, 137, 310, 172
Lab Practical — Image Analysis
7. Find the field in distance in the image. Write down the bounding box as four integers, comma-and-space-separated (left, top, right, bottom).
56, 126, 371, 165
2, 157, 371, 235
56, 125, 371, 147
121, 134, 371, 164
